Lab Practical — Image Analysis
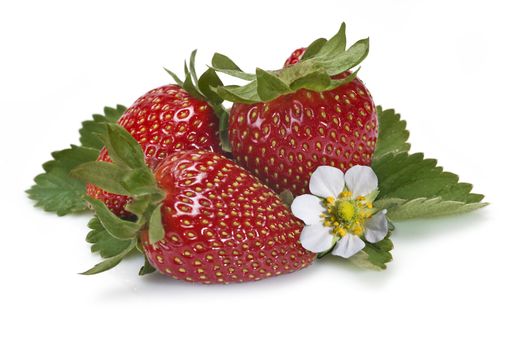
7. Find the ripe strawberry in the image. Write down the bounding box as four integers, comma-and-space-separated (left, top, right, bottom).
86, 84, 222, 217
141, 150, 315, 284
227, 47, 378, 196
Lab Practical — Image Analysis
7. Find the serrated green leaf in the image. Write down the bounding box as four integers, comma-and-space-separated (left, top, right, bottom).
27, 146, 99, 216
81, 239, 136, 275
70, 161, 132, 196
374, 152, 484, 204
301, 38, 327, 60
349, 234, 394, 270
373, 107, 411, 161
317, 23, 347, 58
148, 204, 165, 244
211, 53, 256, 81
256, 68, 292, 101
79, 105, 126, 149
86, 198, 141, 240
86, 217, 132, 258
384, 197, 488, 221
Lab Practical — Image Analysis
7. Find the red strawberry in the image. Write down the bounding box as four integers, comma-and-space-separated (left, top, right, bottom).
226, 46, 378, 196
86, 84, 222, 217
141, 150, 315, 284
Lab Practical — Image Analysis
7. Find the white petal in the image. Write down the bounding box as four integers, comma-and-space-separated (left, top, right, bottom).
309, 166, 345, 198
344, 165, 378, 198
300, 224, 334, 253
291, 194, 325, 225
332, 234, 365, 258
364, 209, 388, 243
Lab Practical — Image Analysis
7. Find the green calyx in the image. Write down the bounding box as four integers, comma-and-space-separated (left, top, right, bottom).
71, 124, 167, 275
211, 22, 369, 104
164, 50, 231, 152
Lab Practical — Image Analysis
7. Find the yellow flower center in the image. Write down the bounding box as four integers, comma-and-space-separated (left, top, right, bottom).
322, 190, 375, 238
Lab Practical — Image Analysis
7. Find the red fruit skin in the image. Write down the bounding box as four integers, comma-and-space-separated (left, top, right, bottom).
86, 85, 221, 217
141, 150, 315, 284
228, 49, 378, 196
283, 48, 306, 67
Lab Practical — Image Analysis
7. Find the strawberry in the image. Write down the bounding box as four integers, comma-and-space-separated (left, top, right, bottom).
141, 149, 315, 283
86, 54, 227, 217
72, 125, 315, 283
213, 24, 378, 196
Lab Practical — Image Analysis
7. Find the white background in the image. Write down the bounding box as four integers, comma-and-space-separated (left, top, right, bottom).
1, 0, 523, 349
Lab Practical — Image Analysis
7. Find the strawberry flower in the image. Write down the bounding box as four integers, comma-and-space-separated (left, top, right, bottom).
291, 165, 388, 258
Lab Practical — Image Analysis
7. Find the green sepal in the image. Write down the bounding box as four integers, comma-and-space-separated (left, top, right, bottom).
211, 53, 256, 80
81, 239, 136, 275
99, 124, 148, 170
121, 168, 159, 196
86, 197, 141, 240
198, 68, 224, 105
212, 23, 369, 103
182, 60, 205, 101
215, 81, 260, 103
256, 68, 292, 101
148, 204, 165, 244
322, 38, 369, 76
327, 67, 360, 90
70, 161, 133, 196
316, 22, 347, 58
86, 217, 132, 258
164, 67, 184, 86
301, 38, 328, 61
139, 256, 156, 276
289, 70, 331, 91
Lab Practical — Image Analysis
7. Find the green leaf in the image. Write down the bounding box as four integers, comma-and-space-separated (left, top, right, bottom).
86, 197, 141, 240
382, 197, 488, 221
27, 145, 99, 216
81, 239, 136, 275
86, 217, 132, 258
70, 161, 132, 196
211, 53, 256, 80
317, 22, 347, 58
301, 38, 327, 60
327, 67, 360, 90
349, 234, 394, 270
372, 107, 411, 161
79, 105, 127, 149
374, 152, 484, 204
256, 68, 292, 101
182, 60, 205, 100
148, 204, 165, 244
139, 256, 156, 276
99, 124, 147, 170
